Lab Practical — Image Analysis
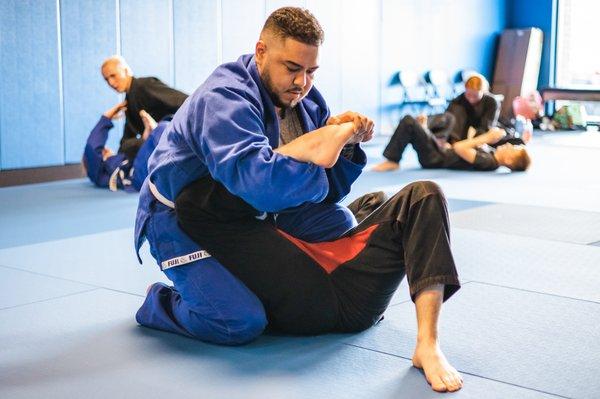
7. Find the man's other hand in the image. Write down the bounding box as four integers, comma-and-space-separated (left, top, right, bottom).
486, 127, 506, 144
103, 100, 127, 120
327, 111, 374, 144
415, 113, 428, 128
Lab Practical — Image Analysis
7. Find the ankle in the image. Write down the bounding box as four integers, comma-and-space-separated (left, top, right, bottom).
416, 335, 439, 346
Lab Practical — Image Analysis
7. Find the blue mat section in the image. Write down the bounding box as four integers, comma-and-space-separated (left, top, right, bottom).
451, 204, 600, 245
0, 229, 166, 296
0, 266, 94, 310
346, 282, 600, 399
0, 180, 139, 249
0, 289, 561, 399
453, 228, 600, 303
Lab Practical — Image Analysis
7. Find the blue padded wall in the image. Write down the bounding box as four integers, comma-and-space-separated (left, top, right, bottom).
265, 0, 306, 15
0, 0, 63, 169
221, 0, 265, 63
340, 0, 381, 130
307, 0, 343, 115
120, 0, 174, 87
507, 0, 556, 88
173, 0, 220, 94
61, 0, 120, 163
0, 0, 516, 171
379, 0, 507, 133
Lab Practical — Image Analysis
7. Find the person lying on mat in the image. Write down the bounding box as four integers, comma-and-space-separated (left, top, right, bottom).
82, 102, 168, 191
373, 74, 502, 172
372, 114, 530, 172
134, 7, 463, 393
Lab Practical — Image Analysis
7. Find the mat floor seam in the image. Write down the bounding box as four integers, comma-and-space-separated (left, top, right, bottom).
453, 226, 600, 247
342, 343, 573, 399
0, 263, 145, 299
0, 288, 100, 311
468, 280, 600, 305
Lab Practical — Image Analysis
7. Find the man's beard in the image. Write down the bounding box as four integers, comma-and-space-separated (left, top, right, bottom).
261, 69, 299, 109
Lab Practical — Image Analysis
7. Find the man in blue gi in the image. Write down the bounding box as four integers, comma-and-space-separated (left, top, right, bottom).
135, 7, 463, 393
83, 102, 167, 191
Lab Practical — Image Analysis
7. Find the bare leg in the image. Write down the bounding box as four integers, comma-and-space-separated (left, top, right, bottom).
140, 110, 157, 140
412, 284, 463, 392
371, 159, 400, 172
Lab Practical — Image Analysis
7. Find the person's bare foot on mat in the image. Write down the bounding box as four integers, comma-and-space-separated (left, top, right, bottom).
140, 109, 157, 140
371, 160, 400, 172
412, 340, 463, 392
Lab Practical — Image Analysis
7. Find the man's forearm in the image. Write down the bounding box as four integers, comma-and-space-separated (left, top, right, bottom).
453, 131, 496, 150
452, 129, 503, 163
274, 122, 355, 168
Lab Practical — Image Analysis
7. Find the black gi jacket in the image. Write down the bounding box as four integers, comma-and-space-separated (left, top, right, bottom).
446, 93, 499, 144
121, 77, 187, 150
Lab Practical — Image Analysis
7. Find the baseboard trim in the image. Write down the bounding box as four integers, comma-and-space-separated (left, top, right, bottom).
0, 163, 86, 187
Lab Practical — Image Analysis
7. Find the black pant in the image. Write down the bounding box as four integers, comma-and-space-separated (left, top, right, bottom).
175, 176, 460, 335
383, 114, 454, 167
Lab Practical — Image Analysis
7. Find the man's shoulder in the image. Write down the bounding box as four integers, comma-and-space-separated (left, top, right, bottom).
136, 76, 163, 85
189, 55, 262, 106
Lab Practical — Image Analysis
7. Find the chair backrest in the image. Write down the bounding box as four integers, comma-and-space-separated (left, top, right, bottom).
397, 70, 427, 102
424, 69, 451, 101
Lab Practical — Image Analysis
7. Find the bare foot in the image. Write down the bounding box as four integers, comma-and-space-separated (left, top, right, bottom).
140, 110, 157, 140
412, 340, 463, 392
371, 160, 400, 172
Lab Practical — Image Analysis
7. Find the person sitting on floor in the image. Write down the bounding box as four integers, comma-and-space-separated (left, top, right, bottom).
372, 114, 530, 172
82, 101, 168, 191
446, 74, 500, 143
101, 56, 188, 152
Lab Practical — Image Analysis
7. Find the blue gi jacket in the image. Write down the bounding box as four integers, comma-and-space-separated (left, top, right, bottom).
83, 116, 168, 192
135, 54, 366, 268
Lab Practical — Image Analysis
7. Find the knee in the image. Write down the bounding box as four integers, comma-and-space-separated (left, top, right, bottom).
400, 115, 416, 125
405, 180, 444, 198
185, 303, 267, 346
226, 308, 268, 345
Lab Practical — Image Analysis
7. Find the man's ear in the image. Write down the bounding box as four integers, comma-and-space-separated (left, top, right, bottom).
255, 40, 267, 65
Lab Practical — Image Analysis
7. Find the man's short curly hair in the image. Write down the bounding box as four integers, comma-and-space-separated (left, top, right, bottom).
262, 7, 324, 46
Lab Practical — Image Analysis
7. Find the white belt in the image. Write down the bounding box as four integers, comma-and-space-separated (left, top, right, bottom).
149, 181, 175, 209
148, 181, 212, 268
150, 180, 268, 221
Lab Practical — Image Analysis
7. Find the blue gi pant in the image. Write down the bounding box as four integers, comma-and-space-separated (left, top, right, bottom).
136, 257, 267, 345
136, 200, 364, 344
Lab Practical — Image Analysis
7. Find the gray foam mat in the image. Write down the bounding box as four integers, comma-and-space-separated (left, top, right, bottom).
452, 228, 600, 303
450, 203, 600, 244
0, 229, 167, 296
346, 282, 600, 399
0, 180, 139, 249
0, 289, 560, 399
0, 266, 95, 309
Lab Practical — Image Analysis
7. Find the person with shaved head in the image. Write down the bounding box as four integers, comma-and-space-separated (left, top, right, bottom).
101, 55, 187, 152
134, 7, 463, 393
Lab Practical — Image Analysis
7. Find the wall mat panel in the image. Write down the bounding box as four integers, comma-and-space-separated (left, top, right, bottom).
306, 0, 342, 115
340, 0, 380, 128
0, 0, 63, 169
221, 0, 265, 64
379, 0, 507, 134
61, 0, 120, 163
120, 0, 174, 87
173, 0, 220, 94
265, 0, 305, 16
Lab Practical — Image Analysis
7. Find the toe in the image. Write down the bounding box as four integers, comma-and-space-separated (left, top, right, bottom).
431, 376, 448, 392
